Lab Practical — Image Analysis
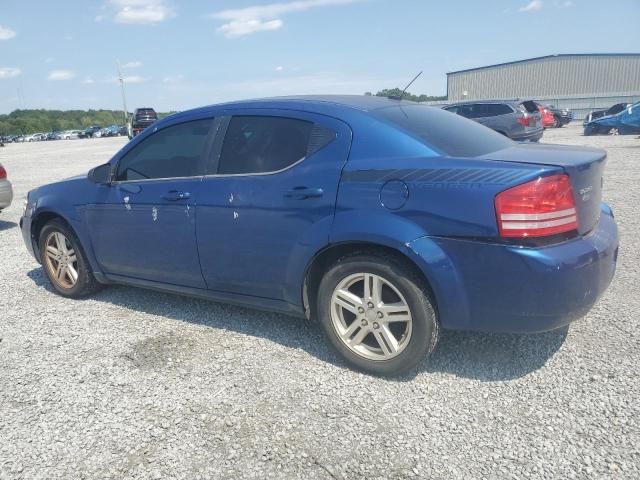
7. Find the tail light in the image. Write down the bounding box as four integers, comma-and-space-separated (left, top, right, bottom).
517, 116, 532, 127
495, 174, 578, 238
0, 164, 6, 179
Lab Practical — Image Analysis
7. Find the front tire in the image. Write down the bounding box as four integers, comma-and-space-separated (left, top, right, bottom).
39, 219, 102, 298
317, 253, 438, 376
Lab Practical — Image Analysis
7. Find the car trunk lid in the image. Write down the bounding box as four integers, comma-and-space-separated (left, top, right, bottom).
482, 143, 606, 235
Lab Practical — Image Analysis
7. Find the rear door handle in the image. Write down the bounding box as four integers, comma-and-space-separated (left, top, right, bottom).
162, 190, 191, 201
284, 187, 324, 200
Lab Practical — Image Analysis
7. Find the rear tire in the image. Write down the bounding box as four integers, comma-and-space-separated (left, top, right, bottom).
39, 219, 102, 298
317, 253, 438, 376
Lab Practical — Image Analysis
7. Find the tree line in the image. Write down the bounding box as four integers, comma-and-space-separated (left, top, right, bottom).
0, 91, 446, 135
0, 109, 174, 135
365, 89, 446, 103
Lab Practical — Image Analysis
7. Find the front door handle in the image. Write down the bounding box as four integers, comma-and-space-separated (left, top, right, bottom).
284, 187, 324, 200
162, 190, 191, 201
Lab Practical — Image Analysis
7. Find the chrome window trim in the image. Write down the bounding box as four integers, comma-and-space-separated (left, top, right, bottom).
205, 155, 308, 178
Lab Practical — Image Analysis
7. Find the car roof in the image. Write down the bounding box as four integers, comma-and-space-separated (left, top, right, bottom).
180, 95, 415, 117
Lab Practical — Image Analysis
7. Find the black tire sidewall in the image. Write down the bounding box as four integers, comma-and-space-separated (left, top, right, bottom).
317, 255, 437, 376
39, 220, 94, 298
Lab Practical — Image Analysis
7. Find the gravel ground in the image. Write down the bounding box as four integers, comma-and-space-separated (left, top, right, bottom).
0, 127, 638, 479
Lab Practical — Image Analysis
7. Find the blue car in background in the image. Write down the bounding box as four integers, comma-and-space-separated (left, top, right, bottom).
20, 96, 618, 375
584, 102, 640, 135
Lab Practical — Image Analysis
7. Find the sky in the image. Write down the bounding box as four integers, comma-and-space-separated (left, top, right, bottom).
0, 0, 639, 114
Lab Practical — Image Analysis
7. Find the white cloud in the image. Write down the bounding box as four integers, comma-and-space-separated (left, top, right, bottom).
83, 77, 95, 84
0, 67, 21, 79
520, 0, 543, 11
0, 25, 16, 40
210, 0, 361, 38
556, 0, 574, 7
111, 0, 175, 24
48, 70, 77, 81
275, 66, 284, 72
44, 57, 56, 64
122, 60, 142, 68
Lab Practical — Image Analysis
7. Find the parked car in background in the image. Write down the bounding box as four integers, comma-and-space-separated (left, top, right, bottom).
443, 99, 543, 142
61, 130, 81, 140
130, 107, 158, 138
535, 103, 556, 129
80, 126, 102, 138
583, 103, 630, 126
20, 96, 618, 376
584, 102, 640, 136
46, 132, 60, 141
0, 163, 13, 212
101, 125, 125, 137
546, 105, 572, 127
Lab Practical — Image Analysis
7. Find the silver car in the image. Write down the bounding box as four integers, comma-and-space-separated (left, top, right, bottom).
443, 99, 543, 142
0, 163, 13, 211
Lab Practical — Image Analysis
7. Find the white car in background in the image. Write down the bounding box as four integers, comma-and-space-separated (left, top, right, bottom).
62, 130, 81, 140
0, 163, 13, 212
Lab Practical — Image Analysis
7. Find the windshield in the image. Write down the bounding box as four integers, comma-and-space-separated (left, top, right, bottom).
371, 104, 513, 157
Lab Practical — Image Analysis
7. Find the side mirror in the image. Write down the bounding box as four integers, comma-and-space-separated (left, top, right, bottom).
88, 163, 112, 184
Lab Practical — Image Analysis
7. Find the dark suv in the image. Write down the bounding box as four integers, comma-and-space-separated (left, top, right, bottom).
443, 100, 543, 142
130, 108, 158, 139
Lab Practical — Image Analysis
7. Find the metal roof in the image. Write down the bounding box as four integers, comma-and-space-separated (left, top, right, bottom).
447, 53, 640, 75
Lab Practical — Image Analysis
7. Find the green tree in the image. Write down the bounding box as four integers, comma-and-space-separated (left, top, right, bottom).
370, 89, 446, 102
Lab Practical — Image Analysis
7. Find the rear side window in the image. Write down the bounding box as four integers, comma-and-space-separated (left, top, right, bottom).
373, 105, 513, 157
218, 116, 315, 175
115, 119, 213, 181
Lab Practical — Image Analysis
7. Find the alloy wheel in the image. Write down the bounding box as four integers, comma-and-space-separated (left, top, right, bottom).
330, 273, 413, 361
44, 231, 79, 289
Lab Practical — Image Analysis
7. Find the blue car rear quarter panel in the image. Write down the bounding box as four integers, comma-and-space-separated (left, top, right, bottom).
412, 210, 618, 333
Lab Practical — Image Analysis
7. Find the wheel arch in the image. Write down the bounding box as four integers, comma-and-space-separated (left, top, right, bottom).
29, 208, 102, 275
30, 210, 73, 262
302, 241, 438, 322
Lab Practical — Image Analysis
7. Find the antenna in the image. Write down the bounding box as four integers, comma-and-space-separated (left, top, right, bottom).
388, 71, 423, 100
401, 71, 422, 97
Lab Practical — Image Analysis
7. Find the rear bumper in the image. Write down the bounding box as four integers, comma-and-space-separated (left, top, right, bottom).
0, 180, 13, 209
409, 204, 618, 333
512, 129, 543, 142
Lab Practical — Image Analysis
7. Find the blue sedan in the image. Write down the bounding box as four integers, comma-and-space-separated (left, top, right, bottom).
20, 96, 618, 376
584, 101, 640, 135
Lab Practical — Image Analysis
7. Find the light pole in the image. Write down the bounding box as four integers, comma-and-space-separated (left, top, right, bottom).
117, 60, 128, 125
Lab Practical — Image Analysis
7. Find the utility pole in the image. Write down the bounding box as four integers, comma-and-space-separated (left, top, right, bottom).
117, 60, 128, 125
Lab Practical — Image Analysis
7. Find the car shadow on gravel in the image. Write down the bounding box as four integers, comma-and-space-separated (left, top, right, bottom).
27, 267, 568, 381
0, 220, 17, 232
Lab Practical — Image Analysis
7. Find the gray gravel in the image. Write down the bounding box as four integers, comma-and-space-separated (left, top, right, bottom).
0, 128, 638, 479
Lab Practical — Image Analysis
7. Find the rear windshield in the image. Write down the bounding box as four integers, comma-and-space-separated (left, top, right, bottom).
136, 109, 157, 117
371, 104, 513, 157
518, 101, 539, 113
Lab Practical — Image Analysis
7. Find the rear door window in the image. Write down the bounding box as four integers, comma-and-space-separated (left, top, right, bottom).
217, 116, 317, 175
